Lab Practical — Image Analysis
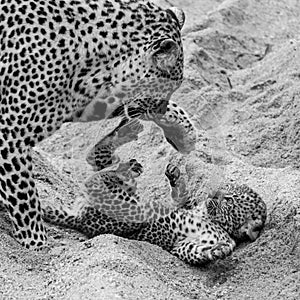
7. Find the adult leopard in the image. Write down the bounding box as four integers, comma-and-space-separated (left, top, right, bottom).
0, 0, 196, 249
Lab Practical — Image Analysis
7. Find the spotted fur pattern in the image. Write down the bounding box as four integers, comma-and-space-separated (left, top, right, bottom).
0, 0, 197, 249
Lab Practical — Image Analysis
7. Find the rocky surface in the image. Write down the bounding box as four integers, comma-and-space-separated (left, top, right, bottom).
1, 0, 299, 299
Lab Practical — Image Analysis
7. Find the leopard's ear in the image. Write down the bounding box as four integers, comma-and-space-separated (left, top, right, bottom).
151, 38, 180, 72
166, 7, 185, 30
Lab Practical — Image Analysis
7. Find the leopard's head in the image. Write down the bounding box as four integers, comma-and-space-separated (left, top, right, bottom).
77, 4, 185, 121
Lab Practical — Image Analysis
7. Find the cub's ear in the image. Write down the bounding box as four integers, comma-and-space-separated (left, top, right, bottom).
152, 39, 180, 72
166, 7, 185, 30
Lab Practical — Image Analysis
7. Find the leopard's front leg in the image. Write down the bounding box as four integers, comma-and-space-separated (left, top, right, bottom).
0, 138, 46, 249
147, 101, 197, 154
107, 100, 197, 155
86, 118, 144, 171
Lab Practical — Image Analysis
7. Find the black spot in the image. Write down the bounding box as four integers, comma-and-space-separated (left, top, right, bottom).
29, 198, 36, 209
3, 163, 12, 172
81, 17, 89, 23
1, 148, 8, 159
15, 213, 24, 227
29, 211, 36, 219
0, 166, 5, 176
78, 6, 87, 14
28, 189, 34, 197
53, 15, 62, 22
11, 158, 21, 173
58, 39, 65, 47
34, 126, 43, 134
101, 10, 108, 17
20, 171, 30, 179
8, 195, 17, 206
7, 40, 14, 48
50, 32, 56, 40
38, 17, 47, 25
21, 230, 27, 238
19, 202, 29, 214
0, 178, 6, 191
17, 192, 28, 200
99, 31, 107, 38
30, 2, 37, 10
24, 137, 31, 146
89, 12, 96, 20
116, 11, 125, 20
96, 21, 104, 28
58, 26, 66, 34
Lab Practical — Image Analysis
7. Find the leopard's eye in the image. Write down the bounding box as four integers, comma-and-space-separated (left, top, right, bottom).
160, 40, 175, 52
151, 38, 180, 72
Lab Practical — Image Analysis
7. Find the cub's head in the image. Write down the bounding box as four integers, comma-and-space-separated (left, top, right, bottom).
206, 186, 267, 242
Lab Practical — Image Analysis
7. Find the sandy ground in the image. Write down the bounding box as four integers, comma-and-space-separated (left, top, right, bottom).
1, 0, 300, 299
